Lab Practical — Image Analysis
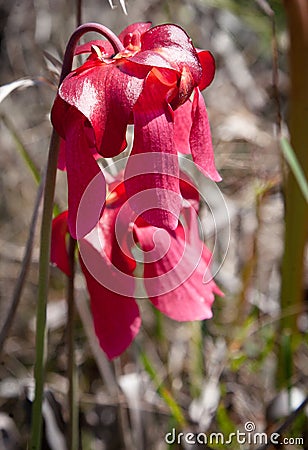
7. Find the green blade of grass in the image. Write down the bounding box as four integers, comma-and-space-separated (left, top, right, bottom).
139, 350, 187, 428
280, 137, 308, 203
1, 114, 60, 217
1, 114, 40, 185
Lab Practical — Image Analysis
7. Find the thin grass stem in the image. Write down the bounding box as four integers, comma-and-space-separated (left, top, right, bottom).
0, 169, 45, 353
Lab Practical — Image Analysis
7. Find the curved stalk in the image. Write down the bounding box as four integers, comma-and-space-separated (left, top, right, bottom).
60, 22, 124, 84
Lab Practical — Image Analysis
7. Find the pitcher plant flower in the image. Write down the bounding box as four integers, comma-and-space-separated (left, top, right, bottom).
51, 21, 221, 239
51, 175, 222, 359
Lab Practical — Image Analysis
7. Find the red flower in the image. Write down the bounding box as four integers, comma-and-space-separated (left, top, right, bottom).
51, 176, 222, 359
51, 22, 220, 239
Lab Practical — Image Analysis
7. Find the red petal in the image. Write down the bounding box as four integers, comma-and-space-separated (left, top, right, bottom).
59, 61, 145, 157
190, 89, 221, 182
79, 209, 140, 359
51, 211, 71, 277
52, 96, 101, 171
97, 200, 136, 274
51, 95, 69, 139
174, 63, 195, 107
128, 51, 176, 71
80, 256, 141, 359
174, 100, 193, 154
135, 207, 221, 321
125, 70, 182, 230
57, 138, 67, 170
198, 51, 215, 91
63, 108, 106, 239
75, 40, 114, 56
140, 24, 202, 84
57, 137, 102, 172
119, 22, 152, 43
78, 200, 137, 297
179, 172, 200, 211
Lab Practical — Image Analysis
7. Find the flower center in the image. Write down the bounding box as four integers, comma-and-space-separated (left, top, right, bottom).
123, 30, 141, 52
112, 31, 142, 61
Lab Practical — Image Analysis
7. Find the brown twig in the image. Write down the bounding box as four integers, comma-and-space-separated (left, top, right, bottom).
254, 0, 282, 135
256, 395, 308, 450
76, 0, 82, 27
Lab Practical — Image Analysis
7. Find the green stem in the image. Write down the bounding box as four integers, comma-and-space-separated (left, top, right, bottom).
67, 236, 78, 450
30, 130, 60, 450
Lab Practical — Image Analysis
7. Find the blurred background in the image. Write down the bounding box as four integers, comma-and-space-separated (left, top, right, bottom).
0, 0, 307, 449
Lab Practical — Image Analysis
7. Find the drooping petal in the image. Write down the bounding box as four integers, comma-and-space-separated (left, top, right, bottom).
51, 94, 70, 139
79, 206, 140, 359
174, 63, 195, 107
190, 89, 221, 182
57, 137, 67, 171
58, 60, 146, 157
80, 256, 141, 359
96, 196, 136, 274
140, 24, 202, 84
52, 96, 101, 171
129, 24, 203, 108
57, 137, 102, 172
63, 107, 106, 239
125, 69, 182, 230
135, 206, 220, 321
50, 211, 70, 277
173, 100, 193, 154
182, 206, 223, 297
179, 172, 200, 211
197, 51, 215, 91
79, 194, 137, 296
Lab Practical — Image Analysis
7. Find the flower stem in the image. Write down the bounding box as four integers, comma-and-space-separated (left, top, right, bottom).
30, 21, 123, 450
30, 130, 60, 450
67, 236, 78, 450
60, 23, 124, 84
